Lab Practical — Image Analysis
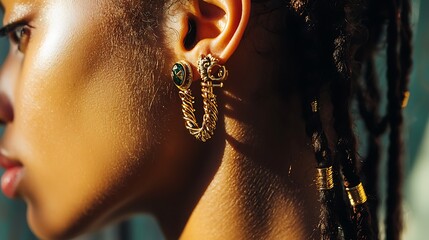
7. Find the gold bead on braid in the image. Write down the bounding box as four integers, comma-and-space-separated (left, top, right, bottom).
316, 166, 334, 190
402, 91, 410, 108
345, 182, 368, 206
311, 100, 319, 113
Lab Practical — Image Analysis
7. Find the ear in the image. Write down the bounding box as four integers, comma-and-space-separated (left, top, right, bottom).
167, 0, 251, 66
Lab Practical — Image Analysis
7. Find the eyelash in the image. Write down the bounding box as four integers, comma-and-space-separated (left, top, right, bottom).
0, 22, 32, 53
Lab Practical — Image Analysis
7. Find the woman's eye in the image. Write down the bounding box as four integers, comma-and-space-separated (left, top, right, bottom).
11, 25, 31, 53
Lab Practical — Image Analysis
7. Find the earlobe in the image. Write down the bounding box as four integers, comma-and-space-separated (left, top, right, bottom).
170, 0, 251, 65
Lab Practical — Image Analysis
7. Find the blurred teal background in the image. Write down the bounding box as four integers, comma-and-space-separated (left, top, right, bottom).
0, 1, 428, 239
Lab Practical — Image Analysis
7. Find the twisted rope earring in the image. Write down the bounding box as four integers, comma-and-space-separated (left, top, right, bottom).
171, 54, 228, 142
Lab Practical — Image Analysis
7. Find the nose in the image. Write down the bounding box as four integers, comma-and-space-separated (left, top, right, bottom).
0, 55, 15, 125
0, 93, 13, 124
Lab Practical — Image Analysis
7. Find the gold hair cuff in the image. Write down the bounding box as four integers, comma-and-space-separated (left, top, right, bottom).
346, 182, 367, 206
311, 100, 319, 113
316, 166, 334, 190
402, 91, 410, 108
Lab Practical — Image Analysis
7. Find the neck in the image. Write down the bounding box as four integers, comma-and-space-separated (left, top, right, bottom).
152, 45, 336, 238
178, 90, 321, 239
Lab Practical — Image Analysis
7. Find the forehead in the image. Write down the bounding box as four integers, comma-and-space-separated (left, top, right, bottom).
0, 0, 37, 11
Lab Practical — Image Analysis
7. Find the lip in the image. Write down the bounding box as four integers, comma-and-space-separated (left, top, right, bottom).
0, 151, 24, 198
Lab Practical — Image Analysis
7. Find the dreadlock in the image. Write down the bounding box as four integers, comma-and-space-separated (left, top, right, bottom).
287, 1, 342, 238
276, 0, 413, 239
330, 1, 375, 239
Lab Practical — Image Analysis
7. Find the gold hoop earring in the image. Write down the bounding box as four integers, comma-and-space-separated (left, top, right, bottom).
171, 54, 228, 142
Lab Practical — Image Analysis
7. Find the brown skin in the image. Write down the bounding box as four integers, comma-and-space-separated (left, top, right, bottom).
0, 0, 332, 239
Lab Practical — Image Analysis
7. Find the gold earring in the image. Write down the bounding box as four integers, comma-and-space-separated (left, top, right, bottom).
171, 54, 228, 142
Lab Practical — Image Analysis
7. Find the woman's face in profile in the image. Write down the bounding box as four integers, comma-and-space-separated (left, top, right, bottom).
0, 0, 184, 238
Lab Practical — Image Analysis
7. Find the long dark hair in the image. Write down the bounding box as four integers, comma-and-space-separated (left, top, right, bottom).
276, 0, 413, 239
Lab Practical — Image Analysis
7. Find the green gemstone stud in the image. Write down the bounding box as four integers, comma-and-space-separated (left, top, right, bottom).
171, 61, 192, 90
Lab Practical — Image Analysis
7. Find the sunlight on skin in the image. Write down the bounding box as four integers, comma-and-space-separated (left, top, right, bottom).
0, 0, 180, 238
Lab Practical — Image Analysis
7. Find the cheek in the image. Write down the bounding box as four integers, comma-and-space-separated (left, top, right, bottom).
15, 45, 146, 237
5, 2, 169, 238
